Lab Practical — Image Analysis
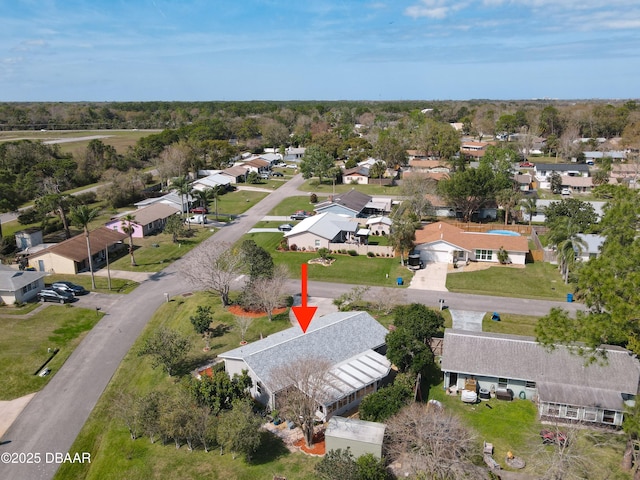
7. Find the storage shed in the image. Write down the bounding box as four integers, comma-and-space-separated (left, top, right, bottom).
325, 416, 386, 459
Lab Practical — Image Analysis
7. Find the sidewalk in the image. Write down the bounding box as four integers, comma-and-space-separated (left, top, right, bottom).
0, 394, 36, 438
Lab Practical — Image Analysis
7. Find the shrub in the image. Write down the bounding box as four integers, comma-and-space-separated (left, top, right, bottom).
359, 373, 415, 422
290, 244, 298, 251
318, 247, 330, 259
309, 193, 318, 203
75, 191, 98, 205
348, 250, 358, 256
367, 252, 375, 258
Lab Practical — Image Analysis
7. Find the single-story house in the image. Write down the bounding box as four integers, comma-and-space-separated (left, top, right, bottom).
284, 212, 359, 250
583, 151, 627, 163
343, 166, 371, 185
610, 164, 639, 186
134, 192, 193, 213
460, 141, 493, 159
413, 222, 529, 265
562, 175, 593, 194
441, 329, 640, 427
220, 165, 249, 184
0, 266, 47, 305
408, 159, 451, 173
239, 158, 270, 174
534, 164, 590, 190
219, 311, 391, 420
257, 153, 282, 166
524, 200, 607, 224
191, 173, 232, 191
576, 234, 605, 262
366, 216, 392, 236
284, 146, 306, 161
513, 174, 533, 191
314, 190, 373, 218
325, 417, 386, 459
27, 227, 127, 274
105, 204, 180, 238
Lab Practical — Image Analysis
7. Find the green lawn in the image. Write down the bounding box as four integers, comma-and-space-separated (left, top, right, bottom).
267, 195, 317, 216
481, 313, 540, 337
446, 263, 572, 301
242, 232, 413, 287
215, 189, 269, 218
429, 385, 629, 479
45, 274, 138, 294
298, 179, 402, 196
0, 305, 104, 400
55, 291, 319, 480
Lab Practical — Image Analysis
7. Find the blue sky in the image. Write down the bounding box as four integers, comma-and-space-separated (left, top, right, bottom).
1, 0, 639, 101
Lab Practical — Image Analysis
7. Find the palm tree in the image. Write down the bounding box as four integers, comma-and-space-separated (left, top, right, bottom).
547, 217, 587, 284
120, 214, 137, 266
496, 188, 522, 225
171, 176, 191, 216
521, 197, 538, 227
69, 205, 101, 290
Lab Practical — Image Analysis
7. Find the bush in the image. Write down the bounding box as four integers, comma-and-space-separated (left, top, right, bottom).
309, 193, 318, 203
359, 373, 415, 422
75, 191, 98, 205
290, 244, 298, 251
348, 250, 358, 256
367, 252, 375, 258
318, 247, 330, 259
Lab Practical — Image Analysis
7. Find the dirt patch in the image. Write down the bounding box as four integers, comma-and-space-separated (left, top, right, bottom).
294, 432, 326, 456
226, 305, 288, 318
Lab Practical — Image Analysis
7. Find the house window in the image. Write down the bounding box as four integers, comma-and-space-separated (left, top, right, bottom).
476, 249, 493, 261
566, 406, 578, 418
603, 410, 616, 424
498, 378, 508, 389
583, 408, 597, 422
256, 382, 263, 395
546, 403, 560, 416
525, 380, 536, 389
315, 239, 320, 248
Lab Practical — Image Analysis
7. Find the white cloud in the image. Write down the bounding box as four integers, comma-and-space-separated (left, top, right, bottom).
404, 0, 470, 19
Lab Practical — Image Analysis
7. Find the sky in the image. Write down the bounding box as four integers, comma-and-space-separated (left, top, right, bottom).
1, 0, 639, 102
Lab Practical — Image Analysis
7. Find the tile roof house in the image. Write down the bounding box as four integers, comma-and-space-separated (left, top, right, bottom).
105, 204, 180, 238
219, 311, 391, 420
441, 329, 640, 427
413, 222, 529, 265
0, 266, 47, 305
28, 227, 127, 274
284, 212, 360, 250
314, 190, 373, 218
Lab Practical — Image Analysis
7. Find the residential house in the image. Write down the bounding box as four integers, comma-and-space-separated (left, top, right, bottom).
609, 163, 639, 187
27, 227, 127, 274
441, 329, 640, 427
533, 164, 590, 190
525, 200, 607, 224
583, 151, 627, 164
134, 192, 193, 213
413, 222, 529, 265
257, 152, 282, 166
562, 175, 593, 194
325, 417, 386, 460
239, 158, 270, 174
284, 146, 306, 161
576, 234, 605, 262
284, 212, 359, 250
408, 158, 451, 174
513, 174, 533, 192
191, 173, 232, 192
366, 216, 392, 236
314, 190, 373, 218
343, 165, 371, 185
0, 266, 46, 305
105, 204, 180, 238
424, 194, 456, 218
460, 141, 492, 159
220, 165, 249, 184
218, 311, 391, 420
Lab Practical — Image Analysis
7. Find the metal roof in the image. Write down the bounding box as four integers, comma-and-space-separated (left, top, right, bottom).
326, 416, 386, 445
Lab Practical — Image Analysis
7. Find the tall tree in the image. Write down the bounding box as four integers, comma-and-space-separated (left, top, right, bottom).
120, 213, 137, 266
69, 205, 101, 290
35, 193, 75, 239
520, 196, 538, 227
400, 171, 436, 218
496, 188, 522, 225
300, 145, 335, 184
388, 209, 419, 266
547, 217, 587, 283
544, 198, 597, 232
437, 164, 497, 222
369, 160, 387, 185
216, 399, 263, 460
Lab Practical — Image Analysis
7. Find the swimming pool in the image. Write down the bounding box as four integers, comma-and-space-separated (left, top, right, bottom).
487, 230, 521, 236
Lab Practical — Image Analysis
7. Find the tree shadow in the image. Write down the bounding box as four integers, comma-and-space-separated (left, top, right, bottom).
420, 362, 443, 400
249, 430, 291, 465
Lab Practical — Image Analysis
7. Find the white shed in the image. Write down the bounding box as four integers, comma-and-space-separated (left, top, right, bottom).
325, 416, 386, 459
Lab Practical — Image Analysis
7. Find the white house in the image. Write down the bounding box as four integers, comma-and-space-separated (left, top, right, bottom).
413, 222, 529, 265
191, 173, 232, 191
284, 212, 360, 250
0, 266, 46, 305
534, 164, 590, 190
366, 216, 392, 236
441, 329, 640, 427
218, 311, 391, 420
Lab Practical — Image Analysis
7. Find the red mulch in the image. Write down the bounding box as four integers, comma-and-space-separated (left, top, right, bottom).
227, 305, 288, 318
294, 432, 325, 456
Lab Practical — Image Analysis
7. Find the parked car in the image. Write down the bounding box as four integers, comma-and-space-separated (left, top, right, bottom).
37, 288, 75, 304
561, 188, 571, 195
259, 172, 271, 179
278, 224, 293, 232
519, 161, 535, 167
272, 172, 284, 177
185, 214, 207, 224
290, 210, 311, 220
51, 281, 88, 296
190, 206, 208, 214
540, 429, 568, 446
275, 162, 287, 168
285, 164, 298, 169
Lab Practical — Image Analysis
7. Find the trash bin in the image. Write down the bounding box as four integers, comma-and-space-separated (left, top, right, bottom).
396, 277, 403, 286
567, 293, 573, 303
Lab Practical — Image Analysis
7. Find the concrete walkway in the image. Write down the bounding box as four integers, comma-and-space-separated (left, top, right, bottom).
449, 310, 485, 332
407, 262, 448, 291
0, 394, 36, 439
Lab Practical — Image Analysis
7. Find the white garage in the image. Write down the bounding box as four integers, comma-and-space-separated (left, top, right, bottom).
413, 240, 469, 264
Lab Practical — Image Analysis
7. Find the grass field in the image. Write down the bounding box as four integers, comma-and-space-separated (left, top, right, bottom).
0, 305, 104, 400
298, 178, 402, 196
54, 291, 319, 480
45, 274, 138, 294
242, 231, 413, 287
446, 262, 572, 301
429, 385, 629, 479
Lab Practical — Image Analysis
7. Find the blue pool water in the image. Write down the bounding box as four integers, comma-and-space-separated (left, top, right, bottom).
487, 230, 521, 236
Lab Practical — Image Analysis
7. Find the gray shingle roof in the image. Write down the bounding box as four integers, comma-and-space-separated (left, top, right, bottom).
0, 268, 46, 291
285, 212, 358, 240
219, 311, 388, 387
442, 329, 640, 395
315, 190, 372, 215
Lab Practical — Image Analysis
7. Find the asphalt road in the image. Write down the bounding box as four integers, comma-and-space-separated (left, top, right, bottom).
0, 173, 581, 479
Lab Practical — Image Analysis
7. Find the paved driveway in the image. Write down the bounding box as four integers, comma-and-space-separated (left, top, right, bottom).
407, 262, 448, 291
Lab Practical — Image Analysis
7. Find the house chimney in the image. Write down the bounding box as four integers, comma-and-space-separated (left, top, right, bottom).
439, 223, 442, 230
441, 233, 443, 239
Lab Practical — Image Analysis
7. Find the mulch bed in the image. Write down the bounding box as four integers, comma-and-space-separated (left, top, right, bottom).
227, 305, 288, 318
294, 432, 325, 456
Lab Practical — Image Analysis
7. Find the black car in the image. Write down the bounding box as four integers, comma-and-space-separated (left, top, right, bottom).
51, 281, 89, 296
37, 288, 75, 304
272, 172, 284, 177
278, 223, 293, 232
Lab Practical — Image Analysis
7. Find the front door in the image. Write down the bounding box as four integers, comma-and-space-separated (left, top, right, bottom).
38, 260, 45, 272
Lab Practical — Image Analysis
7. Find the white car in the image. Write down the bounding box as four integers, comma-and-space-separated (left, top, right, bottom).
561, 188, 571, 195
186, 214, 207, 224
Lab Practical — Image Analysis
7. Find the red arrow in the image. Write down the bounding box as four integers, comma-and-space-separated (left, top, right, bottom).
292, 263, 317, 333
